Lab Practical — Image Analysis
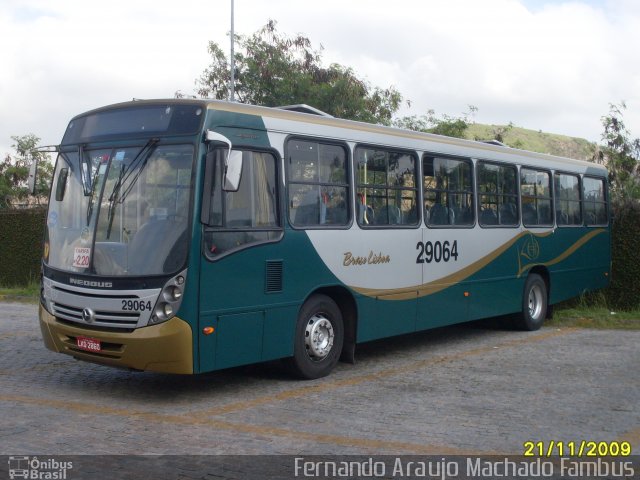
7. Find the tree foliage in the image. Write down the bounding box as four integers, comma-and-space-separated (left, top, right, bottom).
393, 106, 477, 139
197, 20, 403, 125
594, 102, 640, 200
0, 134, 53, 209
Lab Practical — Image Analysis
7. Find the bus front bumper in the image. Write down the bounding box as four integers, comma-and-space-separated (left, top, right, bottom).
39, 304, 193, 374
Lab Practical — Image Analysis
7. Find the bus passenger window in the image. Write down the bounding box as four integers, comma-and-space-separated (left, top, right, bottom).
554, 173, 582, 226
356, 147, 418, 227
583, 176, 608, 226
287, 139, 349, 228
521, 168, 552, 227
423, 155, 473, 227
477, 162, 519, 227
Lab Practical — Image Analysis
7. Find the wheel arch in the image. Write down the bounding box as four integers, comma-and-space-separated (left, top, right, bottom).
306, 285, 358, 362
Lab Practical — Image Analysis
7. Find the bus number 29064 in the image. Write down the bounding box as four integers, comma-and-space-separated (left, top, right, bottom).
122, 300, 152, 311
416, 240, 459, 264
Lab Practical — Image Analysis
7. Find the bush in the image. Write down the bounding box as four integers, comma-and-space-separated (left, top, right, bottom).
607, 200, 640, 310
0, 209, 45, 286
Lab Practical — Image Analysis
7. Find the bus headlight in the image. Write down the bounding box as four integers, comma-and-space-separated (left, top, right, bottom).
149, 270, 186, 325
154, 302, 174, 322
41, 276, 55, 316
163, 285, 183, 302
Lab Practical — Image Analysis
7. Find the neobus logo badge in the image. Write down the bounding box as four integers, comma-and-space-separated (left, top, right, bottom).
69, 278, 113, 288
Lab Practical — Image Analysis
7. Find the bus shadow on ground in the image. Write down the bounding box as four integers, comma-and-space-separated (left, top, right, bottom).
42, 316, 519, 401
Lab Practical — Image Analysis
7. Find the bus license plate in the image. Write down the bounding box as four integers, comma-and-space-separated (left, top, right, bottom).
76, 336, 101, 352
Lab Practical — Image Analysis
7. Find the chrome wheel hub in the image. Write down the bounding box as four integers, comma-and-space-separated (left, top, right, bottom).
305, 314, 334, 360
528, 284, 543, 320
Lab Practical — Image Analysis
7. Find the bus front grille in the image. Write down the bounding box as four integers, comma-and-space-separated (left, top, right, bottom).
52, 302, 140, 329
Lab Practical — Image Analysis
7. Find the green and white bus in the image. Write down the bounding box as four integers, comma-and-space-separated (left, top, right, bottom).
37, 99, 610, 379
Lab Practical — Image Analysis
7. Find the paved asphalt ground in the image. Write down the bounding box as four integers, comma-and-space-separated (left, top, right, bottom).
0, 301, 638, 477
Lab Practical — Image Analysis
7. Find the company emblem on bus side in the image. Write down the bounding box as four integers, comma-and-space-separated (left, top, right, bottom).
82, 308, 95, 323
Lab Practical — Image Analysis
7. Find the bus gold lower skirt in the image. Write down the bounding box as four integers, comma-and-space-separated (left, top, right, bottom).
39, 304, 193, 374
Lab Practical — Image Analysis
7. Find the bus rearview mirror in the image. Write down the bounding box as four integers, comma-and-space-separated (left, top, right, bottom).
55, 168, 69, 202
223, 150, 243, 192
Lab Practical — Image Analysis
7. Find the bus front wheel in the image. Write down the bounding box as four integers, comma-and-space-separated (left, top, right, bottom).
515, 273, 547, 331
288, 294, 344, 379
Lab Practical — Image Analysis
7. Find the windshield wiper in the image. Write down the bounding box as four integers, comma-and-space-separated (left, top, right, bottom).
105, 138, 159, 239
105, 163, 125, 239
85, 152, 102, 226
118, 138, 160, 202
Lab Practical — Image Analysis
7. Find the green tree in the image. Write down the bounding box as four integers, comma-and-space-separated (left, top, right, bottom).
594, 102, 640, 200
393, 106, 477, 139
197, 20, 403, 125
0, 134, 53, 209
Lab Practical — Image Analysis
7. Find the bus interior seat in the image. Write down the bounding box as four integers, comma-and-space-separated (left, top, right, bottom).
522, 204, 537, 225
480, 208, 498, 225
538, 204, 551, 224
499, 203, 517, 224
556, 210, 569, 225
327, 203, 348, 224
293, 190, 321, 226
377, 205, 401, 225
429, 203, 453, 225
93, 242, 127, 274
127, 217, 187, 274
404, 206, 417, 224
454, 206, 471, 225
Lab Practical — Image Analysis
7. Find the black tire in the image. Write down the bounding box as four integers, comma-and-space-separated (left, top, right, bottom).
287, 294, 344, 380
514, 273, 547, 331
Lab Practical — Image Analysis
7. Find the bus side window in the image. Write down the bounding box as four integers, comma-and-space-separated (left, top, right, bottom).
521, 168, 552, 227
583, 176, 608, 226
554, 172, 582, 227
423, 155, 473, 227
478, 161, 518, 227
287, 139, 350, 228
356, 147, 419, 227
204, 151, 281, 257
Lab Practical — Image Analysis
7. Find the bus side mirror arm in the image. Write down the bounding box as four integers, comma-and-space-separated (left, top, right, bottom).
205, 130, 243, 192
27, 157, 38, 195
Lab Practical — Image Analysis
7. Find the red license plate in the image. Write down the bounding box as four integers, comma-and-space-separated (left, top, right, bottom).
76, 336, 101, 352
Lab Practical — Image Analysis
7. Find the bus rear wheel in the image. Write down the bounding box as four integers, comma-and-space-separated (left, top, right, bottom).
515, 273, 547, 331
288, 294, 344, 379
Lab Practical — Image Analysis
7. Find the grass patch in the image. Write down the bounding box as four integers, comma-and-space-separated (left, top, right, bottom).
0, 282, 40, 303
549, 292, 640, 330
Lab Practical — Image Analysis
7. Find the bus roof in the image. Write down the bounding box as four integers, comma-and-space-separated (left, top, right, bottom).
78, 98, 608, 176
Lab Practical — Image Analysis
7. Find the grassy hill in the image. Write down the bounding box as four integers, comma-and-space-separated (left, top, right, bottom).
465, 123, 596, 161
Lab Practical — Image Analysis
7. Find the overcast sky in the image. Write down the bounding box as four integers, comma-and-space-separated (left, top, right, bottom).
1, 0, 639, 157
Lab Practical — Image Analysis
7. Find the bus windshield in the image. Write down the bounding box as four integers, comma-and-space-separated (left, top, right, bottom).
46, 143, 194, 276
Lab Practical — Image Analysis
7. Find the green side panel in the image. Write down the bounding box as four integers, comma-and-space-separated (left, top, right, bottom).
262, 305, 298, 361
545, 228, 611, 304
216, 311, 264, 369
204, 110, 270, 149
357, 294, 416, 343
467, 276, 524, 321
416, 283, 469, 330
198, 230, 339, 373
